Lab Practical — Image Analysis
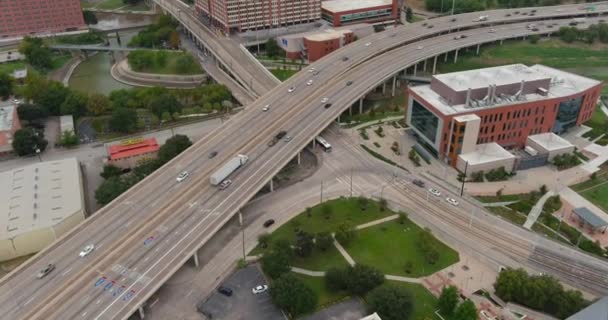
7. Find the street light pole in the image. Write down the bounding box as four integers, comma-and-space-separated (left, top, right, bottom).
320, 181, 323, 203
451, 0, 456, 15
459, 160, 468, 197
350, 169, 353, 197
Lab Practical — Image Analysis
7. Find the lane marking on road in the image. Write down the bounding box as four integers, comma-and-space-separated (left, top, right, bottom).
82, 312, 87, 317
61, 267, 73, 276
23, 297, 35, 306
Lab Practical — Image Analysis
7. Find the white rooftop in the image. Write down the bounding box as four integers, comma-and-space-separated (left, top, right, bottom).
435, 64, 549, 92
360, 313, 383, 320
411, 64, 601, 116
305, 29, 352, 41
322, 0, 392, 13
527, 132, 573, 152
0, 158, 84, 239
60, 115, 74, 133
454, 114, 480, 122
459, 142, 515, 166
0, 104, 15, 132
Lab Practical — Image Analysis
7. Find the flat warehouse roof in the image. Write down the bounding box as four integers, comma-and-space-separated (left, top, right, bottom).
434, 64, 550, 92
322, 0, 393, 13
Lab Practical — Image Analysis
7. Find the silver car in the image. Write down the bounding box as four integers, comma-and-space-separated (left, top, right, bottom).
176, 171, 189, 182
219, 179, 232, 190
79, 244, 95, 257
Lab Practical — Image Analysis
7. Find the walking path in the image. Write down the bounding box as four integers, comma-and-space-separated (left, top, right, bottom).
333, 239, 355, 266
385, 274, 421, 283
291, 267, 325, 277
523, 191, 556, 229
348, 115, 404, 130
480, 201, 519, 207
355, 214, 399, 230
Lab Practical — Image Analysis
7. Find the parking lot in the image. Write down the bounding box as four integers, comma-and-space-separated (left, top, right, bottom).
197, 265, 284, 320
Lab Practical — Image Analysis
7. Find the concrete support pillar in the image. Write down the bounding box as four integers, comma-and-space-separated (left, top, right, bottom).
193, 251, 199, 268
423, 59, 427, 72
313, 138, 316, 149
432, 56, 438, 74
391, 76, 396, 97
338, 115, 341, 123
500, 39, 504, 45
349, 105, 352, 116
444, 52, 448, 62
269, 178, 274, 192
297, 152, 301, 165
454, 49, 459, 63
382, 82, 386, 94
359, 98, 363, 114
139, 306, 145, 319
413, 63, 417, 76
476, 44, 480, 55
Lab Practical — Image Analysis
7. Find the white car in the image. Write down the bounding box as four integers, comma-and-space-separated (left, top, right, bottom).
252, 285, 268, 294
288, 86, 296, 93
321, 97, 329, 103
262, 104, 270, 112
284, 135, 292, 142
176, 171, 189, 182
365, 42, 371, 46
306, 80, 313, 86
416, 45, 424, 50
308, 68, 315, 73
219, 179, 232, 190
428, 188, 441, 197
79, 244, 95, 257
446, 197, 459, 206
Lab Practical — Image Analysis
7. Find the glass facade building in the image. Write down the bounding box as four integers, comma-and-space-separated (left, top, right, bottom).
410, 99, 440, 144
553, 96, 583, 134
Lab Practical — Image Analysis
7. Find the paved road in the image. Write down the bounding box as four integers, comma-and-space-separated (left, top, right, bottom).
1, 3, 608, 319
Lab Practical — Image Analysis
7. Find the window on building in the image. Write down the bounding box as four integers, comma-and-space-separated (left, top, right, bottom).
410, 99, 440, 144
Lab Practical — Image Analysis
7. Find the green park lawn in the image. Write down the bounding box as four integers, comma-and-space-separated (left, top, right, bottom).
0, 61, 27, 74
437, 39, 608, 94
132, 52, 203, 75
291, 246, 349, 271
344, 220, 459, 277
582, 108, 608, 140
571, 164, 608, 213
96, 0, 127, 10
270, 68, 298, 81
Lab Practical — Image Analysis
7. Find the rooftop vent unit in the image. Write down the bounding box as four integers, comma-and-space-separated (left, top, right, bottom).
537, 87, 548, 96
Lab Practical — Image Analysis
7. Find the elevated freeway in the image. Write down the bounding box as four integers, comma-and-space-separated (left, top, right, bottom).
1, 3, 608, 319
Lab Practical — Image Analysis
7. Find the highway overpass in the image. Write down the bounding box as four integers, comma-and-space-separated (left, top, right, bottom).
1, 3, 608, 319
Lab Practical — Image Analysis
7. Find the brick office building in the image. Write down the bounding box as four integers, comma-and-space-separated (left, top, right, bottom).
406, 64, 602, 170
321, 0, 397, 27
195, 0, 321, 33
0, 0, 86, 39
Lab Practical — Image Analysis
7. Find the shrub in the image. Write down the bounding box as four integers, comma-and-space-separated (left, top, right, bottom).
408, 149, 421, 166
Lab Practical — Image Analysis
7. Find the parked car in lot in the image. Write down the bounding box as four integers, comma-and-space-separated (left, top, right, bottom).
263, 219, 275, 228
37, 264, 55, 279
252, 285, 268, 294
413, 179, 425, 187
176, 171, 189, 182
446, 197, 459, 206
217, 286, 233, 296
428, 188, 441, 196
79, 244, 95, 257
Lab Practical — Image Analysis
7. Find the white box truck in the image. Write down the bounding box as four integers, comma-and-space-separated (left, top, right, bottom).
210, 154, 248, 186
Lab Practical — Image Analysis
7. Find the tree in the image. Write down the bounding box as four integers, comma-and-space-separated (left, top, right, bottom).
405, 7, 414, 23
438, 286, 459, 317
157, 134, 192, 163
358, 197, 368, 210
83, 10, 98, 25
529, 34, 540, 44
95, 176, 131, 205
559, 27, 578, 43
294, 231, 314, 258
33, 81, 70, 115
109, 108, 137, 133
60, 91, 88, 118
335, 223, 355, 245
128, 50, 155, 71
0, 72, 14, 100
12, 128, 48, 156
87, 93, 110, 116
315, 232, 333, 251
265, 38, 283, 58
60, 130, 79, 147
261, 249, 291, 279
169, 30, 181, 49
123, 0, 142, 5
367, 285, 413, 320
270, 273, 318, 317
149, 93, 182, 121
379, 198, 388, 211
258, 233, 271, 249
346, 264, 385, 295
175, 54, 196, 74
17, 103, 49, 122
452, 300, 477, 320
322, 203, 332, 220
325, 267, 349, 292
100, 164, 123, 179
19, 37, 53, 70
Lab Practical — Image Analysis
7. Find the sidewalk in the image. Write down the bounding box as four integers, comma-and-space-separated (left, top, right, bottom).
523, 191, 556, 229
333, 239, 355, 266
355, 214, 399, 230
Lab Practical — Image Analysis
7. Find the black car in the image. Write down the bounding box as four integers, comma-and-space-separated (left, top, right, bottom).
342, 56, 349, 62
263, 219, 275, 228
324, 103, 332, 109
276, 131, 287, 139
208, 151, 218, 159
218, 286, 233, 296
413, 179, 425, 188
346, 81, 353, 86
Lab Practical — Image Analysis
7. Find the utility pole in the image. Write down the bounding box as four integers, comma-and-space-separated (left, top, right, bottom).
451, 0, 456, 16
239, 211, 245, 261
460, 161, 468, 197
350, 169, 353, 197
320, 181, 324, 203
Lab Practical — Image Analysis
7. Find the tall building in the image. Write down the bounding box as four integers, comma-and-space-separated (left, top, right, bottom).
321, 0, 398, 27
406, 64, 602, 170
195, 0, 322, 33
0, 0, 86, 39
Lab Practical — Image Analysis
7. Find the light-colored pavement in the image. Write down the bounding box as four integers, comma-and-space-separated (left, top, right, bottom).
385, 274, 421, 283
354, 214, 399, 230
333, 239, 356, 266
481, 201, 519, 207
291, 267, 325, 277
523, 191, 556, 229
3, 4, 608, 318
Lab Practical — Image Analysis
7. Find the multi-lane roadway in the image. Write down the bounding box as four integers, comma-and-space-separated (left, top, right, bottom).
1, 3, 608, 319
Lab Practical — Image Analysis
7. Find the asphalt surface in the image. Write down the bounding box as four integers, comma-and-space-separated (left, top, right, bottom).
1, 3, 608, 320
